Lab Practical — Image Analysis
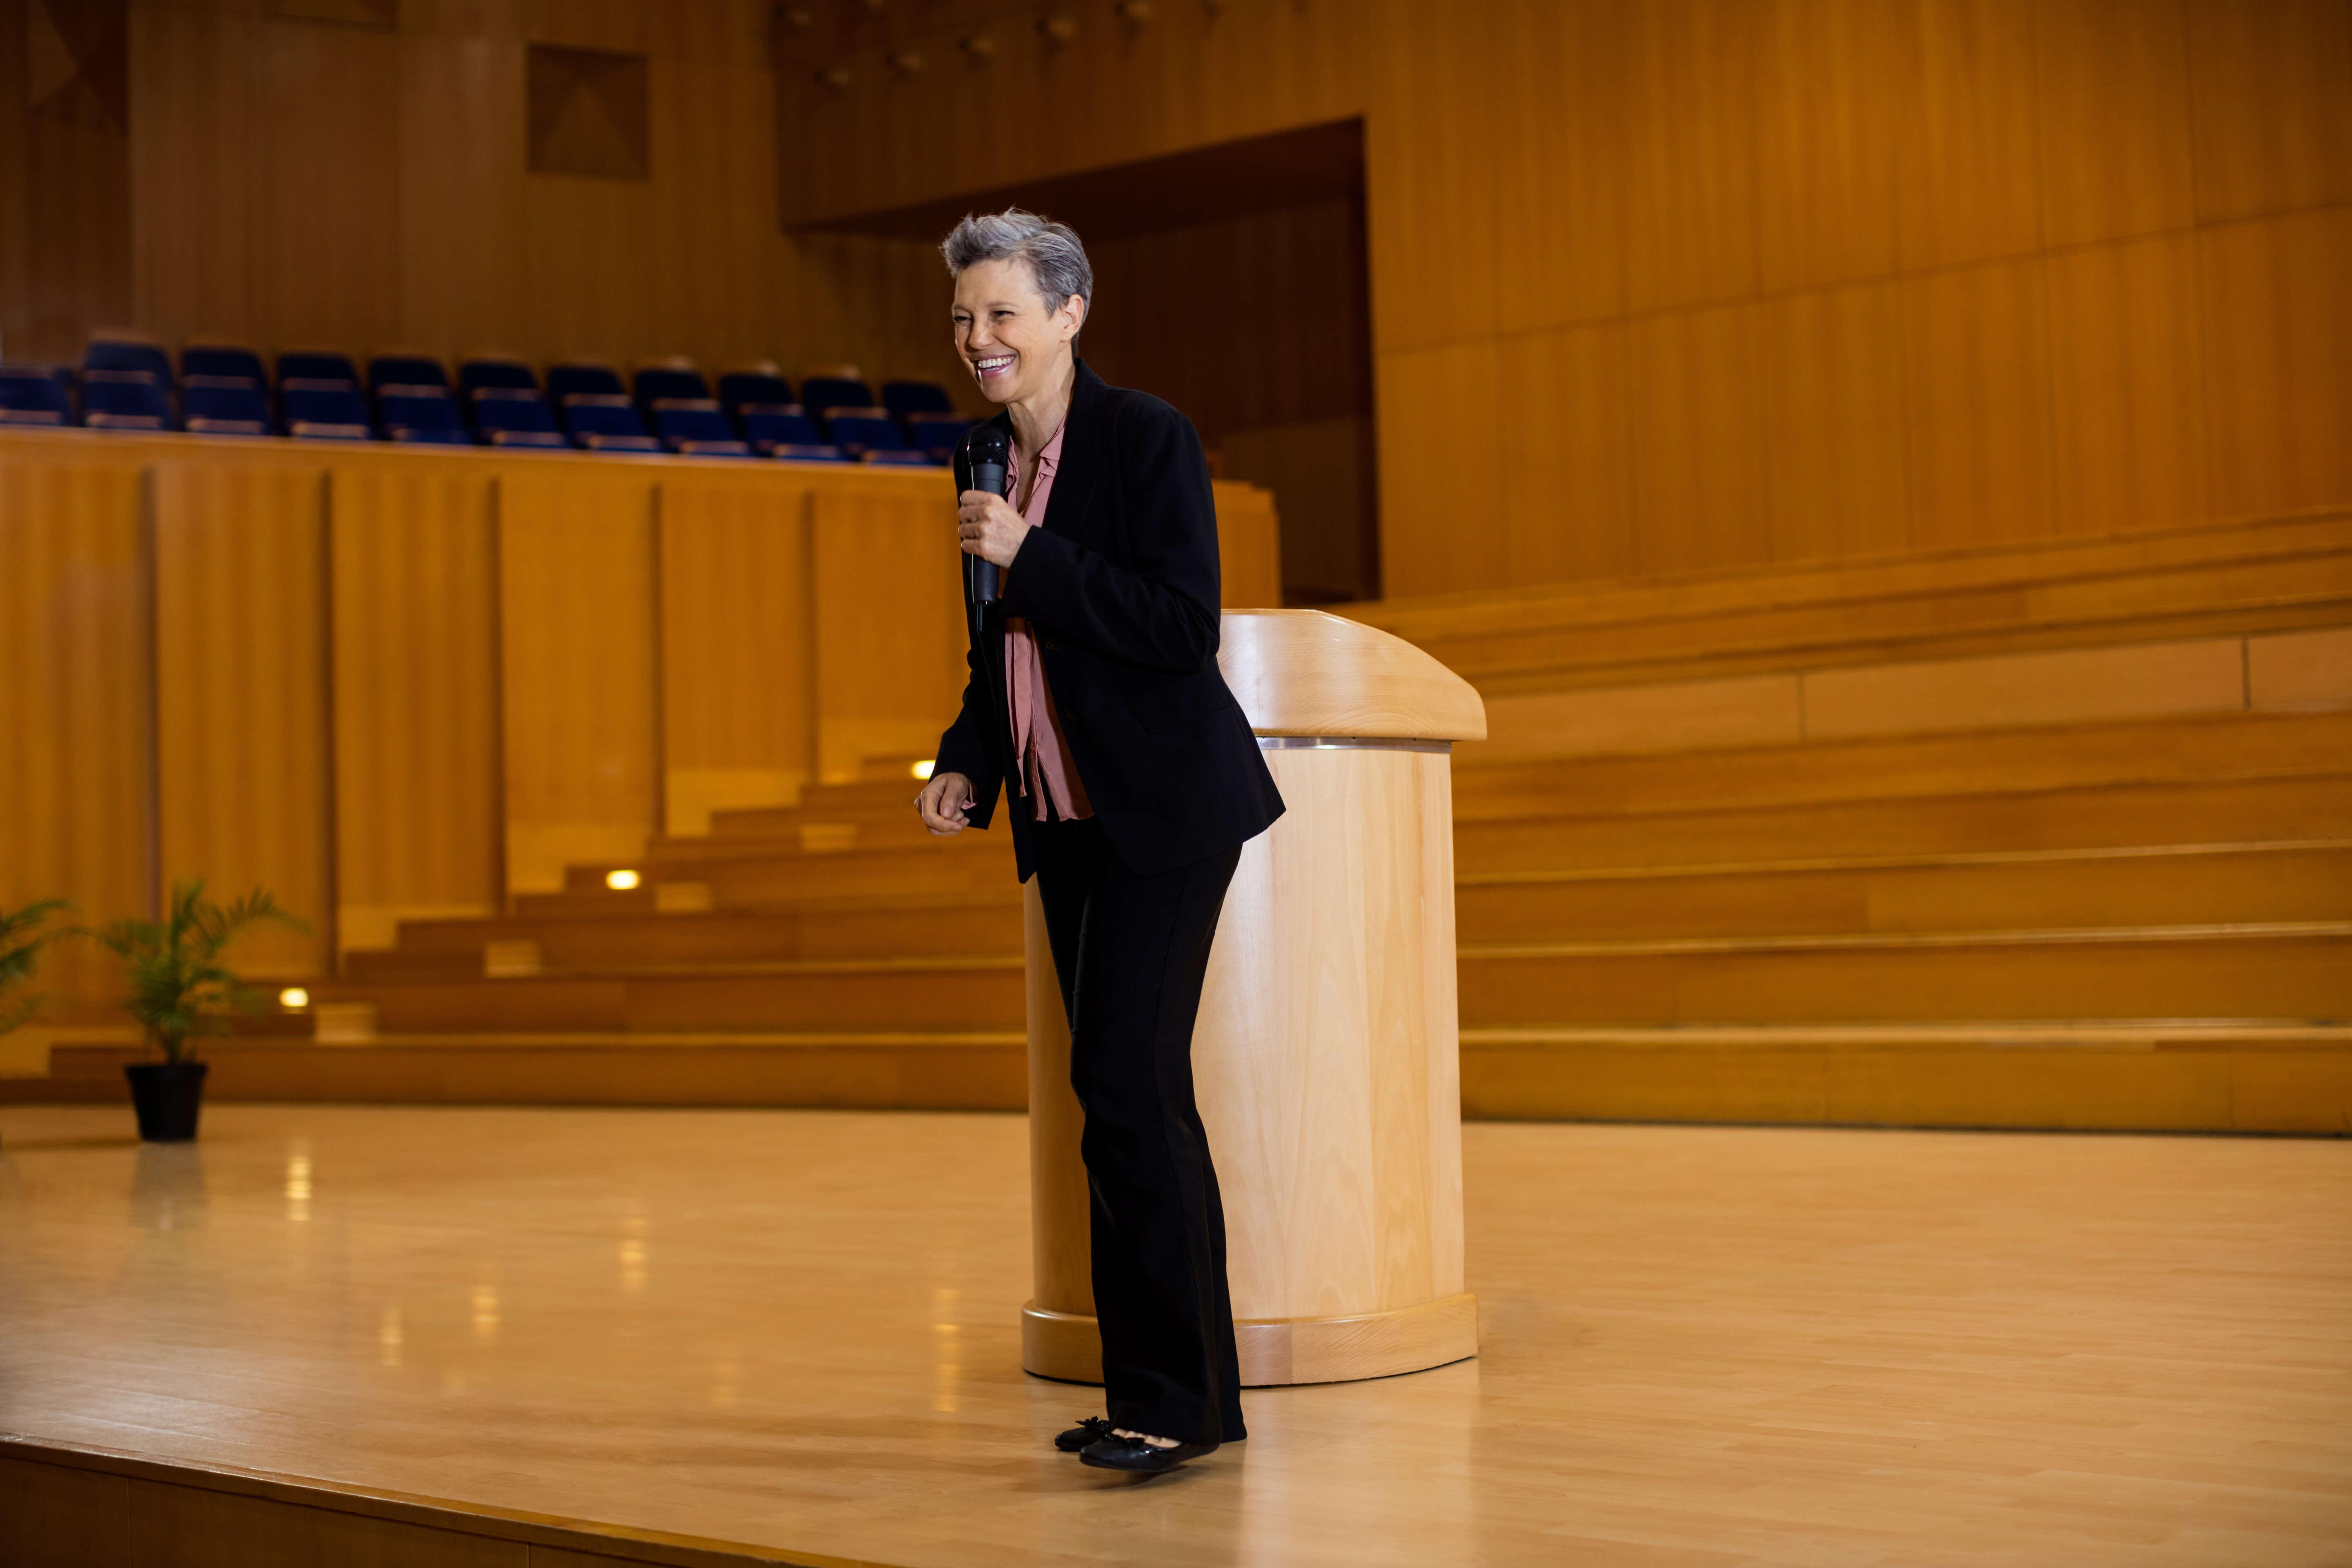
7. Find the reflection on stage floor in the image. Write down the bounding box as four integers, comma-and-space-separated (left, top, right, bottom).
2, 1104, 2347, 1566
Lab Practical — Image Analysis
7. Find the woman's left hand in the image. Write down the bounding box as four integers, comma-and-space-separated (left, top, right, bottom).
958, 490, 1033, 570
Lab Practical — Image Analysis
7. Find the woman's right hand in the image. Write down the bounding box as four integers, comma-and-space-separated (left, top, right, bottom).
915, 771, 976, 835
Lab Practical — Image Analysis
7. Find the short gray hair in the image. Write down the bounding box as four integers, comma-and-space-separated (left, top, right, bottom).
941, 208, 1093, 314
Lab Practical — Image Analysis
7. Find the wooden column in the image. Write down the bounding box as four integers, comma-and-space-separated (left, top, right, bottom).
1022, 610, 1487, 1386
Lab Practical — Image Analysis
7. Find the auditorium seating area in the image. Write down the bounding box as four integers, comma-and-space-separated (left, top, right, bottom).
0, 339, 972, 464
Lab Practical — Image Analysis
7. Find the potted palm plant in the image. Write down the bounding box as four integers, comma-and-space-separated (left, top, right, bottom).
90, 880, 305, 1143
0, 898, 69, 1037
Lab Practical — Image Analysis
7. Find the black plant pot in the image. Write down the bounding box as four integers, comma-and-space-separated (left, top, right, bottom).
125, 1060, 209, 1143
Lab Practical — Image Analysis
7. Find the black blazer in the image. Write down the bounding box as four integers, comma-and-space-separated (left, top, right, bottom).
934, 360, 1284, 882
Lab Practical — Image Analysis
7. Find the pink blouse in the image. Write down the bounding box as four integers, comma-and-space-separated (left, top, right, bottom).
1002, 422, 1092, 822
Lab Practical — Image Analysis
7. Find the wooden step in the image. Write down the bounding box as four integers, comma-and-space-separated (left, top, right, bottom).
1352, 508, 2352, 691
1453, 773, 2352, 876
1451, 708, 2352, 820
377, 892, 1021, 969
311, 955, 1025, 1034
1457, 922, 2352, 1026
1456, 1020, 2352, 1133
1455, 841, 2352, 942
25, 1031, 1026, 1111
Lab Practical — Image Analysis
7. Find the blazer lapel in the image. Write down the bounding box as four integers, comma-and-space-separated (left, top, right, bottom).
1038, 359, 1110, 549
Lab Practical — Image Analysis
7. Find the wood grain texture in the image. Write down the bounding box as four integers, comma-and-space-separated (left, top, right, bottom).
1024, 736, 1473, 1382
2198, 204, 2352, 518
658, 472, 815, 834
1900, 254, 2058, 548
809, 484, 967, 784
2184, 0, 2352, 224
497, 467, 660, 894
152, 456, 332, 978
328, 465, 500, 955
1216, 610, 1486, 741
0, 450, 151, 1013
2, 1103, 2348, 1565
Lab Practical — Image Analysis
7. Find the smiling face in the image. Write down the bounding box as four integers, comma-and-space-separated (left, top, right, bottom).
951, 256, 1087, 406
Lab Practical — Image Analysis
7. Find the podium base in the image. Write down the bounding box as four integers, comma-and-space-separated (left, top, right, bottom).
1021, 1293, 1479, 1388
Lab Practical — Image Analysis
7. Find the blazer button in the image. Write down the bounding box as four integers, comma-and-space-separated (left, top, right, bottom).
1040, 634, 1062, 651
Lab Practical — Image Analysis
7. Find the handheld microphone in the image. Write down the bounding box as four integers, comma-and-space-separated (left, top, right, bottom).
962, 424, 1011, 605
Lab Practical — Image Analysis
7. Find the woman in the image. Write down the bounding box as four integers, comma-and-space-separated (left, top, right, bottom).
914, 209, 1283, 1475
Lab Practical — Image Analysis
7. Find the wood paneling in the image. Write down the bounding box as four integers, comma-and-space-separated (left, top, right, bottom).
2031, 0, 2195, 247
497, 468, 659, 893
1894, 0, 2045, 270
2198, 204, 2352, 518
0, 453, 151, 1012
1755, 0, 1902, 294
2045, 229, 2209, 536
1621, 0, 1763, 314
2184, 0, 2352, 224
658, 472, 814, 834
249, 15, 399, 354
127, 1, 254, 344
1627, 298, 1770, 575
328, 466, 500, 954
1900, 254, 2056, 548
1759, 279, 1909, 561
1496, 321, 1637, 588
809, 486, 966, 783
152, 458, 332, 977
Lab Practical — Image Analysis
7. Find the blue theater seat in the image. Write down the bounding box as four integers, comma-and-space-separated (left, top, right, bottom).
459, 357, 539, 398
378, 384, 468, 444
717, 370, 793, 412
909, 414, 976, 463
183, 377, 272, 436
797, 376, 873, 419
650, 399, 751, 457
181, 345, 267, 384
471, 387, 564, 447
633, 365, 709, 407
881, 379, 957, 418
276, 351, 359, 388
0, 365, 73, 425
81, 371, 172, 431
283, 382, 373, 439
825, 407, 908, 458
369, 355, 449, 392
84, 339, 175, 386
768, 443, 849, 463
561, 392, 658, 452
546, 363, 626, 403
739, 405, 821, 454
863, 448, 933, 466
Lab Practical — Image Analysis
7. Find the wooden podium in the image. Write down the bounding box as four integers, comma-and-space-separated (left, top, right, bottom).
1020, 610, 1488, 1386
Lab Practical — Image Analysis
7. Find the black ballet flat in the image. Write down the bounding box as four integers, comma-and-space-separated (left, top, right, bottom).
1055, 1417, 1115, 1452
1078, 1436, 1218, 1474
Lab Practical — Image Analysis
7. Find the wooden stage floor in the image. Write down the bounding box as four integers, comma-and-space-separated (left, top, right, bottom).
2, 1106, 2347, 1568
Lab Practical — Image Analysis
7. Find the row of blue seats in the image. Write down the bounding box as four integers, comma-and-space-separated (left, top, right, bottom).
62, 339, 962, 421
0, 344, 977, 462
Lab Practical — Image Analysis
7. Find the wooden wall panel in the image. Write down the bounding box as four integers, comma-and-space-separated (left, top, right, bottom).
809, 487, 968, 782
1900, 256, 2057, 548
2045, 231, 2209, 536
2184, 0, 2352, 224
394, 29, 527, 358
1760, 280, 1910, 561
1497, 323, 1637, 588
1621, 0, 1764, 314
249, 16, 400, 354
1755, 0, 1902, 294
2031, 0, 2195, 248
659, 474, 814, 834
1893, 0, 2045, 270
127, 0, 254, 344
328, 466, 499, 953
498, 469, 659, 892
1490, 0, 1625, 331
152, 459, 331, 977
0, 453, 150, 1012
2197, 205, 2352, 519
1376, 339, 1508, 600
1627, 299, 1770, 575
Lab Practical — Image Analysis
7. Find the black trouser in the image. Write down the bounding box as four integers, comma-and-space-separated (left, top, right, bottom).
1029, 816, 1246, 1447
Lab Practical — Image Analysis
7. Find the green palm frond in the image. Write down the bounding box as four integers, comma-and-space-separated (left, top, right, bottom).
83, 880, 308, 1064
0, 898, 71, 1035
